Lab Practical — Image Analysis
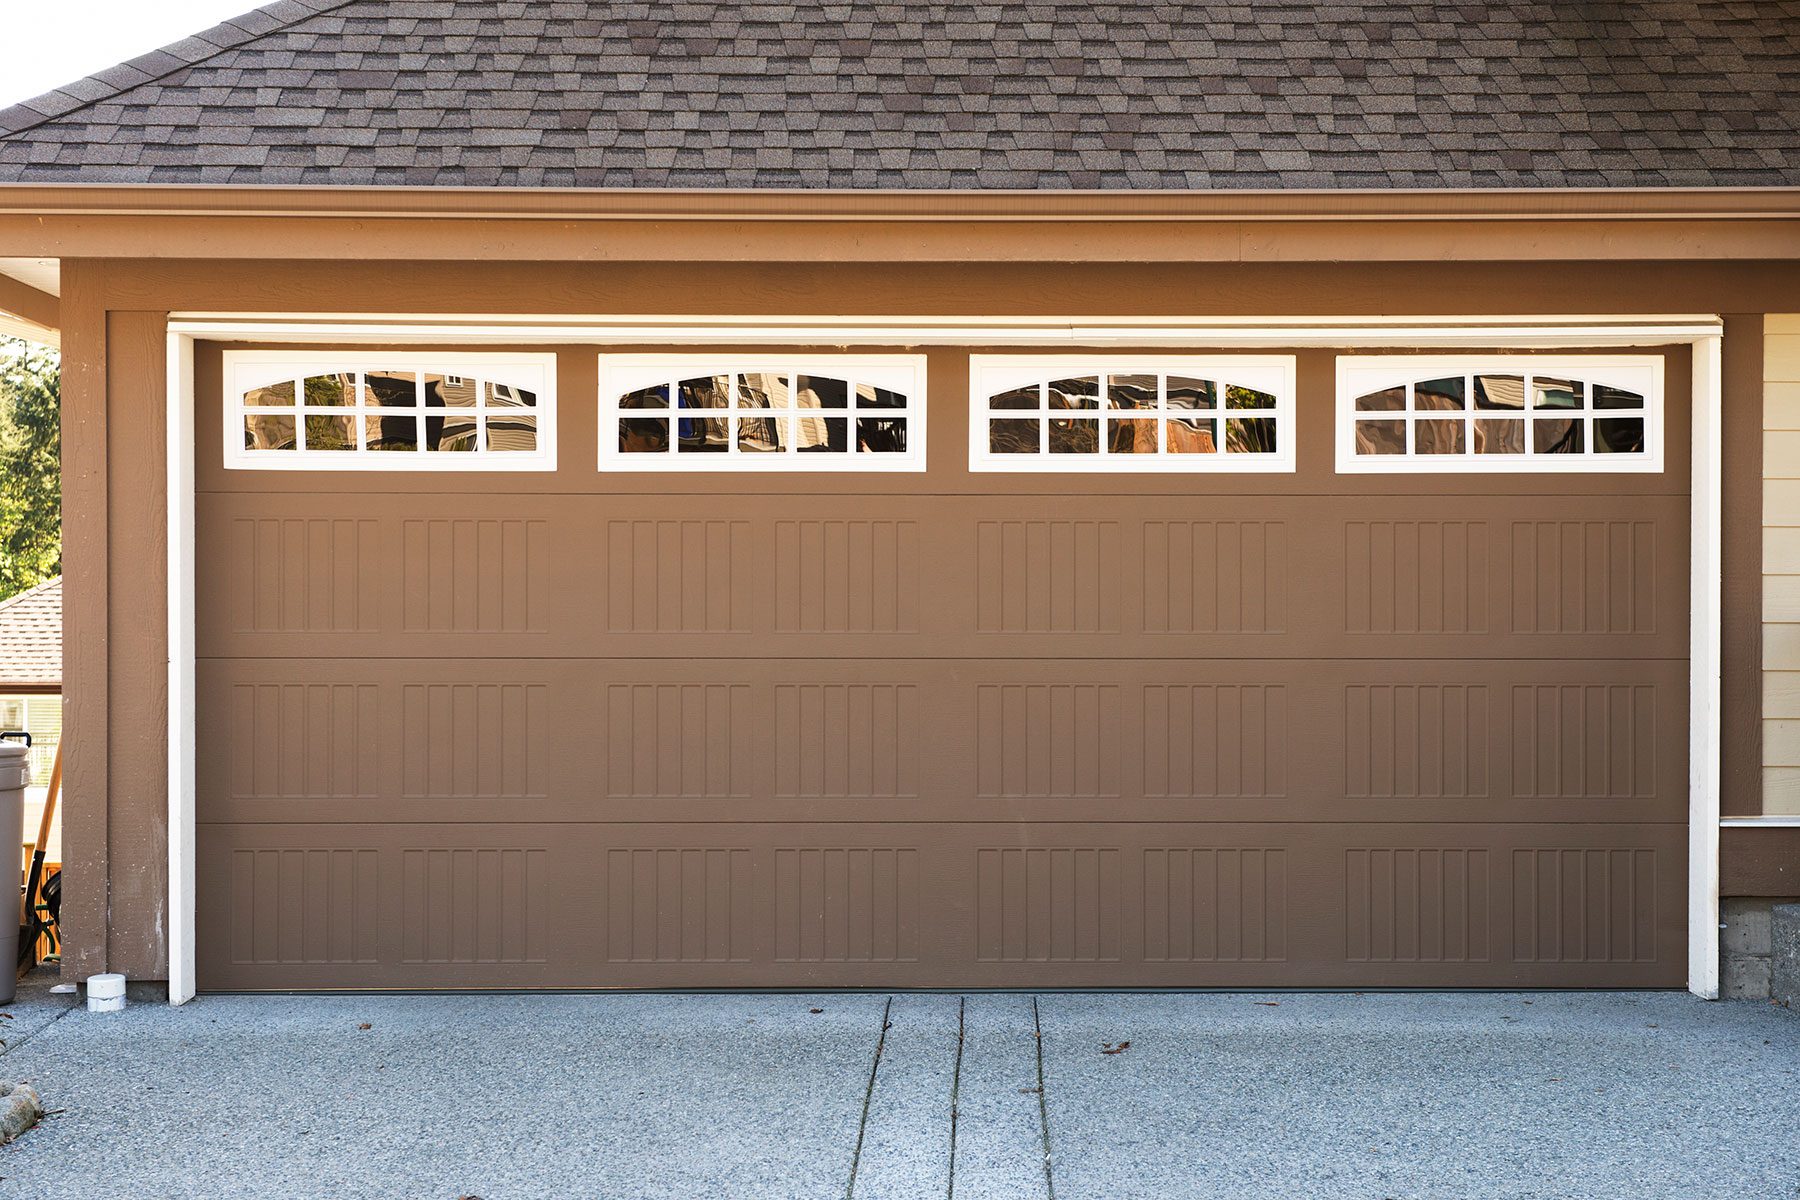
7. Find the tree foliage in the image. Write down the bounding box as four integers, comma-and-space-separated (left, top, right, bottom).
0, 338, 60, 600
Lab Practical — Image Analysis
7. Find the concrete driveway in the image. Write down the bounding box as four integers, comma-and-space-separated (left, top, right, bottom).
0, 975, 1795, 1199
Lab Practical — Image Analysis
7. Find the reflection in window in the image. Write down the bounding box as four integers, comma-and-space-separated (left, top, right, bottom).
983, 371, 1281, 464
1595, 416, 1645, 453
235, 365, 543, 458
1348, 367, 1653, 466
244, 414, 296, 449
1474, 375, 1525, 410
610, 368, 917, 464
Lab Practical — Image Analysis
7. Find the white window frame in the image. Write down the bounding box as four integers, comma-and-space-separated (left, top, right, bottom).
1335, 355, 1664, 474
222, 350, 558, 471
596, 354, 928, 472
967, 356, 1297, 473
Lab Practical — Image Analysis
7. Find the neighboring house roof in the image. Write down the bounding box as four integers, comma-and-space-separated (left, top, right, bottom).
0, 2, 1797, 190
0, 577, 61, 691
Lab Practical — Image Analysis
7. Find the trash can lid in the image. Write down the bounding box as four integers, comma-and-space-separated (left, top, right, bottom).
0, 741, 27, 763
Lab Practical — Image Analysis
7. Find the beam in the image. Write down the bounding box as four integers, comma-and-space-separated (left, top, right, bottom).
0, 269, 57, 344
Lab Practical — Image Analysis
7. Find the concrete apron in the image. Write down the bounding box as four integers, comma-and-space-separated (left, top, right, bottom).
0, 986, 1796, 1199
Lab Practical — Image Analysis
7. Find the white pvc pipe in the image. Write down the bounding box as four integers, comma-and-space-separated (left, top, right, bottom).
85, 972, 125, 1013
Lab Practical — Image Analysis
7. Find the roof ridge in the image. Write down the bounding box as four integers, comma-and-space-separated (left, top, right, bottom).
0, 0, 359, 142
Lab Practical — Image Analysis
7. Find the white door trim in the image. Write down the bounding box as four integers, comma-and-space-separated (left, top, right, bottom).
167, 313, 1726, 348
162, 314, 1727, 1003
167, 331, 196, 1004
1688, 334, 1724, 999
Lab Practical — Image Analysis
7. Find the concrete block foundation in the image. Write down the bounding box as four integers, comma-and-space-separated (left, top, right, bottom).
1722, 897, 1800, 1001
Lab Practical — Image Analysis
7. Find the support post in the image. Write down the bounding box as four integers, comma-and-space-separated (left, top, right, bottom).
1690, 334, 1724, 998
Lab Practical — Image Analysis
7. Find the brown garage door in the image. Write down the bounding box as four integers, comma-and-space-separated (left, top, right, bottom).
195, 344, 1688, 990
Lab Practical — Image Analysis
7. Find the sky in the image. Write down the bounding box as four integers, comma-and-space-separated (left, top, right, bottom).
0, 1, 253, 109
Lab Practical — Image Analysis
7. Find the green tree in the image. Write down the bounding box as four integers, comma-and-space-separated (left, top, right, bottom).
0, 338, 60, 599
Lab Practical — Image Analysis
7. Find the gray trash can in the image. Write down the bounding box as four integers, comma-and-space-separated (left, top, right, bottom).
0, 737, 25, 1004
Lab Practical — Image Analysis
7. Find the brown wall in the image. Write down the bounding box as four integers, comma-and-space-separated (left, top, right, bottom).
1723, 315, 1765, 817
58, 252, 1799, 981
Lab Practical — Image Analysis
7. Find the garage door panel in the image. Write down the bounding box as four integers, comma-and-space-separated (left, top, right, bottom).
198, 495, 565, 658
197, 820, 1683, 990
201, 491, 1684, 660
200, 656, 1683, 827
198, 657, 594, 824
197, 821, 597, 990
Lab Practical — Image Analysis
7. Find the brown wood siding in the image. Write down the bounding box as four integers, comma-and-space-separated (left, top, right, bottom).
1722, 314, 1764, 816
104, 310, 169, 972
56, 260, 107, 981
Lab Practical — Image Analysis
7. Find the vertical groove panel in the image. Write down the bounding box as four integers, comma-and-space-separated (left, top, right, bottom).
1143, 685, 1287, 797
229, 683, 381, 799
1143, 848, 1287, 961
604, 520, 750, 632
774, 848, 920, 961
1511, 848, 1657, 962
229, 848, 379, 964
604, 848, 752, 962
230, 517, 381, 633
974, 848, 1120, 961
400, 848, 546, 963
399, 683, 546, 798
1511, 520, 1656, 633
1512, 684, 1655, 797
401, 518, 547, 633
975, 684, 1120, 797
605, 684, 751, 797
1345, 849, 1490, 962
1144, 520, 1287, 633
976, 520, 1121, 632
1345, 684, 1489, 798
773, 684, 918, 798
1344, 520, 1487, 633
775, 520, 919, 632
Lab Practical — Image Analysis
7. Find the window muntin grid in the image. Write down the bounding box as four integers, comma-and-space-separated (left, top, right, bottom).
1336, 356, 1661, 474
225, 353, 556, 470
599, 356, 926, 472
969, 357, 1296, 473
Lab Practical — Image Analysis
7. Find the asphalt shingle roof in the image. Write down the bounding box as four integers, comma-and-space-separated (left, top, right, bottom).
0, 577, 60, 690
0, 1, 1797, 189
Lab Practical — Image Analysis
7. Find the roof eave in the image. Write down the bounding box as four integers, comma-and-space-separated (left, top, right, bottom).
1, 182, 1799, 222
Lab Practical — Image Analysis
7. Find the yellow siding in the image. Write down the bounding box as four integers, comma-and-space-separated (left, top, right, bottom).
1763, 479, 1800, 524
1765, 575, 1800, 623
1763, 528, 1800, 575
1770, 334, 1800, 383
1764, 622, 1800, 669
1763, 768, 1800, 816
1766, 430, 1800, 470
1765, 318, 1800, 812
1764, 382, 1800, 431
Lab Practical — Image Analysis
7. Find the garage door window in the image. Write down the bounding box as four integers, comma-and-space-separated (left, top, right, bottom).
598, 355, 927, 471
1336, 356, 1662, 473
223, 352, 557, 470
968, 357, 1296, 472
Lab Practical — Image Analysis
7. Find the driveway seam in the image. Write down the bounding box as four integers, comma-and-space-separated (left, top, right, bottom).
0, 1001, 75, 1061
946, 995, 965, 1199
843, 995, 894, 1200
1032, 997, 1055, 1200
